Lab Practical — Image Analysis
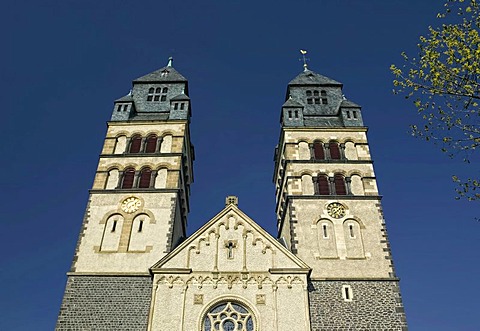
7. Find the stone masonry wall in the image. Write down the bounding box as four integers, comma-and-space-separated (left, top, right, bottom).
308, 280, 407, 330
56, 276, 152, 331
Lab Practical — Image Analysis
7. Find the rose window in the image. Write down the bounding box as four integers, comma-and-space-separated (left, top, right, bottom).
203, 301, 255, 331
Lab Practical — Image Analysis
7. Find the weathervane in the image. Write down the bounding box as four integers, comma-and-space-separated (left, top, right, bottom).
300, 49, 309, 71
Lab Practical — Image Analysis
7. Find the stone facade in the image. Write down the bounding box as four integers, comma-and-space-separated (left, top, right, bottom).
56, 276, 151, 331
308, 280, 407, 330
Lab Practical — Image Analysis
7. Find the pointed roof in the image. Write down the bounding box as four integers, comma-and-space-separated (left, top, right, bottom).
133, 66, 187, 83
170, 93, 190, 101
282, 97, 303, 108
114, 93, 133, 102
289, 69, 342, 86
151, 203, 310, 273
341, 99, 361, 108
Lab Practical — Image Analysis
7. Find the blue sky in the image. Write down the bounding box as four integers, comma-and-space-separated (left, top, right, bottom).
0, 1, 478, 330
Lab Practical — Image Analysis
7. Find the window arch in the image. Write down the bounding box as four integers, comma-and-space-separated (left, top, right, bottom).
334, 174, 347, 195
203, 301, 255, 331
121, 167, 135, 189
329, 141, 341, 159
313, 141, 325, 160
317, 175, 330, 195
138, 167, 152, 188
129, 135, 142, 153
145, 134, 158, 153
321, 90, 328, 104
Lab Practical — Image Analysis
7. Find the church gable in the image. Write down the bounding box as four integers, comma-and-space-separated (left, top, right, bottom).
151, 203, 309, 274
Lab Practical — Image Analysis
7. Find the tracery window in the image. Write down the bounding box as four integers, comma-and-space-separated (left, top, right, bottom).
203, 301, 255, 331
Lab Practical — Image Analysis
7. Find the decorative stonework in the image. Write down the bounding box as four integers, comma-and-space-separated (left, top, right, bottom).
194, 294, 203, 304
256, 294, 266, 304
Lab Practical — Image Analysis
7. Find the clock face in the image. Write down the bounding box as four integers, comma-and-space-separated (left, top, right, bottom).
327, 202, 346, 219
121, 197, 141, 213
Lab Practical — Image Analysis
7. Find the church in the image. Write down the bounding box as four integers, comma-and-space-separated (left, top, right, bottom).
56, 58, 408, 330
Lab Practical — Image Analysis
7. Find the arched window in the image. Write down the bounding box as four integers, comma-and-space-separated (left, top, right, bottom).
329, 141, 341, 159
129, 135, 142, 153
203, 301, 255, 331
306, 90, 312, 96
321, 90, 328, 104
317, 175, 330, 195
155, 87, 161, 93
121, 168, 135, 189
313, 90, 319, 96
147, 88, 154, 101
145, 134, 157, 153
313, 141, 325, 160
334, 174, 347, 195
162, 87, 168, 93
138, 167, 152, 188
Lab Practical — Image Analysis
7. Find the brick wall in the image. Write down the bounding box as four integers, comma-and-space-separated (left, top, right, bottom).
308, 280, 407, 330
56, 276, 152, 331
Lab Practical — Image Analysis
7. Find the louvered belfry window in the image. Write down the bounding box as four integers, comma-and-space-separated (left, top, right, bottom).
145, 135, 157, 153
329, 142, 341, 159
138, 168, 152, 188
121, 168, 135, 189
313, 142, 325, 160
334, 174, 347, 195
317, 175, 330, 195
129, 135, 142, 153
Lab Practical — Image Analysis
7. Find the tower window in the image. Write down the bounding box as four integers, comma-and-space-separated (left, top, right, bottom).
129, 135, 142, 153
321, 90, 328, 104
334, 174, 347, 195
288, 110, 292, 119
180, 103, 185, 110
121, 168, 135, 189
313, 141, 325, 160
353, 110, 358, 119
349, 224, 355, 238
322, 224, 328, 238
138, 167, 152, 188
129, 136, 142, 153
138, 220, 143, 232
174, 103, 178, 110
123, 105, 128, 111
147, 86, 168, 102
294, 110, 298, 118
317, 175, 330, 195
117, 105, 122, 112
342, 285, 353, 301
329, 142, 341, 159
145, 134, 158, 153
111, 220, 117, 232
346, 110, 351, 119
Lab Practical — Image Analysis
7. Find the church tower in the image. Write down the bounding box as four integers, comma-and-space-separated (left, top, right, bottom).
273, 64, 408, 329
56, 58, 194, 330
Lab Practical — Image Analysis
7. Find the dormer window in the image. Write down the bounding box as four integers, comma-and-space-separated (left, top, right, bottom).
161, 69, 169, 77
321, 90, 328, 104
306, 90, 326, 105
147, 86, 168, 102
180, 103, 185, 110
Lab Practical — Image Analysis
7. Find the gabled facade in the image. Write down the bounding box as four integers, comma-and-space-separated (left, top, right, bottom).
56, 60, 407, 331
148, 198, 310, 331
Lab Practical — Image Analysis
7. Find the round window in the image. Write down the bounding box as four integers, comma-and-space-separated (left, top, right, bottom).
203, 301, 255, 331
